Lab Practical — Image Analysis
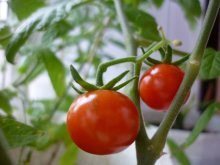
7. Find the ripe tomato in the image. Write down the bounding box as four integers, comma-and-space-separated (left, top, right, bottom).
66, 90, 140, 155
139, 64, 188, 111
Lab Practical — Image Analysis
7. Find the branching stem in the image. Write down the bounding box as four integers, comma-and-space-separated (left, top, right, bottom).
113, 0, 220, 164
152, 0, 220, 155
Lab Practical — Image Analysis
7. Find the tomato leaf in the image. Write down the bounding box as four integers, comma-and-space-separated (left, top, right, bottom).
14, 50, 46, 86
59, 144, 78, 165
15, 63, 45, 87
0, 116, 42, 148
42, 20, 72, 45
167, 138, 191, 165
199, 48, 220, 80
151, 0, 164, 8
39, 49, 66, 97
123, 0, 140, 6
0, 24, 11, 48
5, 0, 90, 63
125, 6, 160, 41
34, 124, 69, 150
9, 0, 45, 20
174, 0, 201, 28
0, 90, 13, 115
181, 102, 220, 149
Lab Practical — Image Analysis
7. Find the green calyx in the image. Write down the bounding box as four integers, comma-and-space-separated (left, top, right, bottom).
70, 37, 189, 94
70, 64, 137, 93
142, 44, 190, 67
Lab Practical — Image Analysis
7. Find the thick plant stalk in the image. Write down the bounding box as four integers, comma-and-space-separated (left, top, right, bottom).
152, 0, 220, 155
113, 0, 220, 164
113, 0, 159, 164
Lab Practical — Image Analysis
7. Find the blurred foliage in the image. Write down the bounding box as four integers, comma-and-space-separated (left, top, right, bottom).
168, 102, 220, 165
167, 138, 190, 165
0, 0, 219, 164
199, 48, 220, 80
9, 0, 45, 20
0, 116, 42, 148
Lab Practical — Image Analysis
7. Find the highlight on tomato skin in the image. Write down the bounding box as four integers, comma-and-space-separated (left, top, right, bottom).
66, 90, 140, 155
139, 64, 190, 111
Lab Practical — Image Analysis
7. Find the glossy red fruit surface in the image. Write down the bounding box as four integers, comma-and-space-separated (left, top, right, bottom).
139, 64, 188, 111
67, 90, 140, 155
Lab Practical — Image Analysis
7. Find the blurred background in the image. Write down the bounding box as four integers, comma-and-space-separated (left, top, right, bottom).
0, 0, 220, 165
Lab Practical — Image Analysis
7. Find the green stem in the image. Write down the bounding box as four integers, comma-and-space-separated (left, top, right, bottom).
113, 0, 161, 164
96, 57, 136, 86
47, 82, 72, 121
86, 16, 112, 70
136, 37, 189, 57
152, 0, 220, 154
96, 39, 165, 86
137, 41, 164, 62
113, 0, 136, 56
131, 62, 159, 165
13, 62, 39, 87
1, 59, 7, 88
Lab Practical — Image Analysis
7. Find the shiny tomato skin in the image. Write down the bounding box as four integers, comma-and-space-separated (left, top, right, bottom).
139, 64, 187, 111
67, 90, 140, 155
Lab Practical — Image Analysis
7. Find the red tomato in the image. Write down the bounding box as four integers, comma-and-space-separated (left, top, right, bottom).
139, 64, 188, 111
66, 90, 140, 155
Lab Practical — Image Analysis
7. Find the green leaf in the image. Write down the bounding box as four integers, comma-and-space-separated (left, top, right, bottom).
0, 88, 17, 99
123, 0, 140, 6
59, 144, 78, 165
14, 50, 45, 86
151, 0, 164, 8
0, 116, 42, 148
9, 0, 45, 20
0, 23, 11, 48
0, 90, 13, 115
18, 52, 39, 73
181, 102, 220, 148
167, 138, 191, 165
15, 63, 45, 87
199, 48, 220, 80
125, 6, 160, 41
6, 0, 90, 63
40, 49, 66, 97
26, 101, 52, 124
174, 0, 201, 28
34, 123, 69, 150
6, 19, 39, 63
42, 20, 72, 44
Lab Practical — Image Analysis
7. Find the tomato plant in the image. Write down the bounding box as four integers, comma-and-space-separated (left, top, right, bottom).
66, 90, 140, 155
139, 64, 188, 111
1, 0, 219, 164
